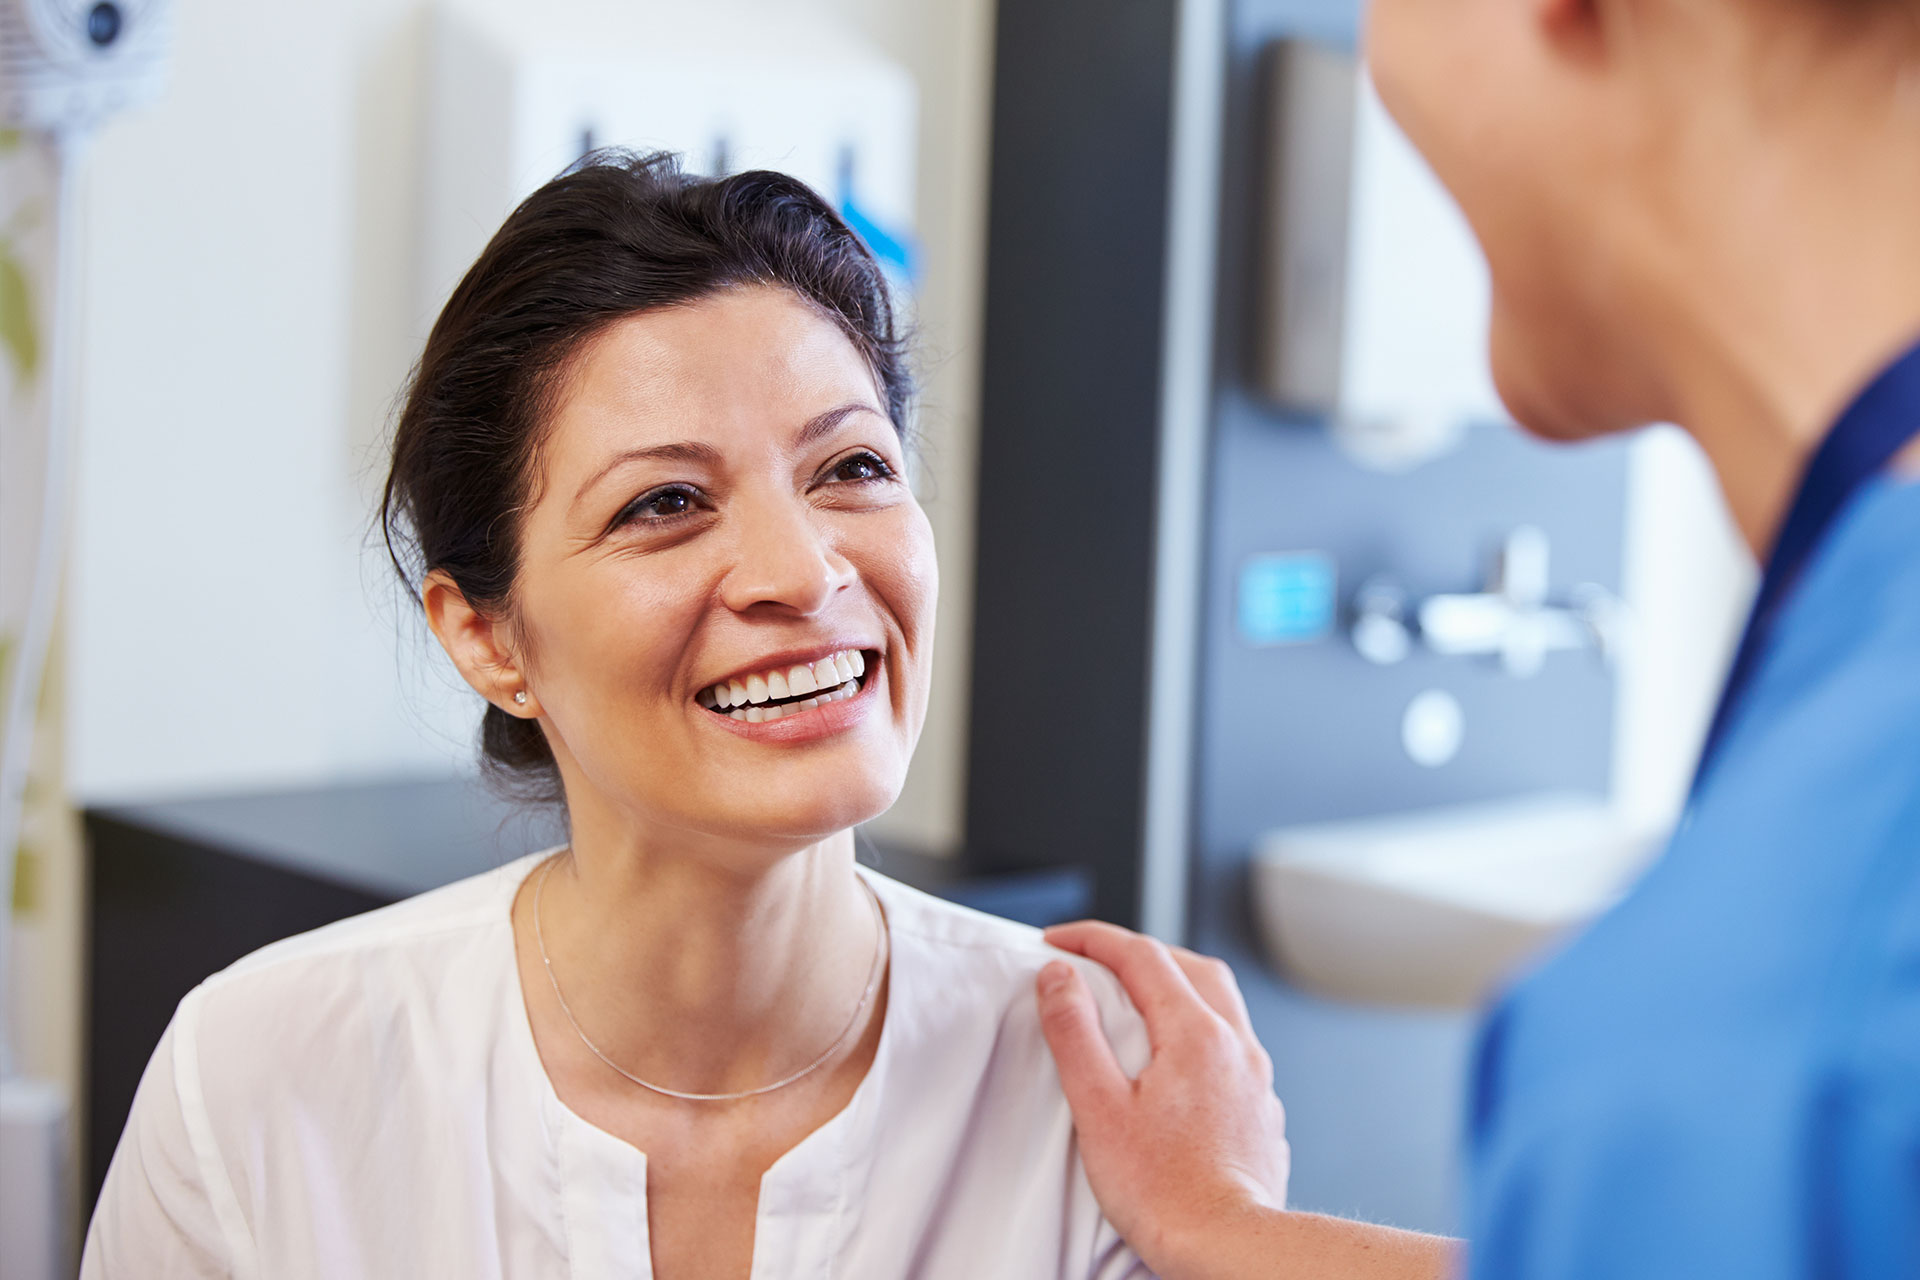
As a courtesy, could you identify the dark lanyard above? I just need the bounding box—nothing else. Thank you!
[1692,340,1920,796]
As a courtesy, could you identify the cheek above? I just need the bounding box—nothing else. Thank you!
[898,506,939,641]
[1363,0,1422,117]
[517,559,704,741]
[859,502,938,705]
[1365,0,1474,181]
[1368,5,1543,299]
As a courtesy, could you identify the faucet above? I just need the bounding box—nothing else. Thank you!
[1350,527,1625,678]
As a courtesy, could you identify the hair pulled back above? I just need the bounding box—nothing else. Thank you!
[381,150,913,803]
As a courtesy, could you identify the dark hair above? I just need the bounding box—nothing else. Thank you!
[380,150,913,803]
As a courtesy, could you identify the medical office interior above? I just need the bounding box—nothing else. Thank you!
[0,0,1756,1272]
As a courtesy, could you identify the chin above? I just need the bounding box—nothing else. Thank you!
[716,770,906,849]
[1488,307,1634,445]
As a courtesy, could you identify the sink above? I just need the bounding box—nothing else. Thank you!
[1252,794,1663,1008]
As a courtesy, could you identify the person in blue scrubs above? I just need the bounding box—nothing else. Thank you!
[1029,0,1920,1276]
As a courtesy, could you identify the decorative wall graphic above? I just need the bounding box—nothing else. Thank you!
[0,123,76,1280]
[418,2,919,345]
[0,127,58,935]
[3,4,171,1263]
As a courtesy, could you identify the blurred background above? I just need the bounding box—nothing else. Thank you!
[0,0,1756,1270]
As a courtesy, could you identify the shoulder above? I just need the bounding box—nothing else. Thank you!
[1475,475,1920,1166]
[856,869,1154,1275]
[1468,1019,1920,1280]
[863,869,1150,1077]
[1474,477,1920,1230]
[96,855,547,1269]
[179,851,541,1072]
[213,850,537,978]
[1735,476,1920,773]
[1502,481,1920,1055]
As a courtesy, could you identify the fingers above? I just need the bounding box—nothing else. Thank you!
[1046,920,1259,1043]
[1042,919,1126,960]
[1168,946,1255,1039]
[1041,921,1207,1037]
[1035,961,1131,1117]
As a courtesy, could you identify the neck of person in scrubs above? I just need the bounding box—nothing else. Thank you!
[1031,3,1920,1279]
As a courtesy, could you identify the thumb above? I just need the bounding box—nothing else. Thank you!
[1036,960,1129,1120]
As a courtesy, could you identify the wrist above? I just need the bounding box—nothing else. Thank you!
[1154,1197,1294,1280]
[1156,1203,1459,1280]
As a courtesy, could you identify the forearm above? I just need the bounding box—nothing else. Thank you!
[1162,1206,1460,1280]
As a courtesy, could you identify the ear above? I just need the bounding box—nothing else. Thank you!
[422,570,542,718]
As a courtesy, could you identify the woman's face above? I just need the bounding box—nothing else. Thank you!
[503,286,935,852]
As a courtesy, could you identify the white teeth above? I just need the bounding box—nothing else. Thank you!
[746,705,766,723]
[701,649,870,713]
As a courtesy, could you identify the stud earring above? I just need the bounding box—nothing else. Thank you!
[513,691,527,705]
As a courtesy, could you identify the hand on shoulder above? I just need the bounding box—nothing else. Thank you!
[1036,921,1458,1280]
[1035,921,1290,1276]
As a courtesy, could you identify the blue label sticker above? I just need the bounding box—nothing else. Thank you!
[1238,553,1337,646]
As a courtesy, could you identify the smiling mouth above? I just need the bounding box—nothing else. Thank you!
[695,649,872,724]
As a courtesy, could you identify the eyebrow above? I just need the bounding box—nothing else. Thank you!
[795,401,887,449]
[572,442,723,507]
[570,401,888,507]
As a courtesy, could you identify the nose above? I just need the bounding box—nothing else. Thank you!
[718,493,856,617]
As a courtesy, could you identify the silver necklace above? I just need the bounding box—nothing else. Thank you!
[532,856,888,1102]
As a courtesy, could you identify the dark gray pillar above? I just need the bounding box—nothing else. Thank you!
[965,0,1188,926]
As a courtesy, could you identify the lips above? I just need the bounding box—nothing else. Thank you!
[696,649,870,724]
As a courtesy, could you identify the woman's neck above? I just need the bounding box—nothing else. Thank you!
[1624,41,1920,556]
[528,818,882,1098]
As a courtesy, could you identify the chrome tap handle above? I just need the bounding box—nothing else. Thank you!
[1351,577,1414,665]
[1354,527,1627,677]
[1493,525,1551,608]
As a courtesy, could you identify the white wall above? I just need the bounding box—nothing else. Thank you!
[65,0,995,856]
[70,0,463,802]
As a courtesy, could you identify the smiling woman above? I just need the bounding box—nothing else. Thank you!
[80,153,1153,1279]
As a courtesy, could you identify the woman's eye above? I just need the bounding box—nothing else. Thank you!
[618,486,702,526]
[829,452,896,484]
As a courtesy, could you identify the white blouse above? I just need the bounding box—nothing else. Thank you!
[82,853,1154,1279]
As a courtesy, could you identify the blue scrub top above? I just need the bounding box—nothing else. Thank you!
[1467,362,1920,1276]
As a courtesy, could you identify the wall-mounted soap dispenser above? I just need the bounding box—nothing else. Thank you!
[1255,39,1503,469]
